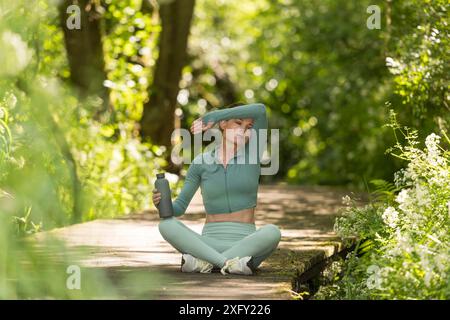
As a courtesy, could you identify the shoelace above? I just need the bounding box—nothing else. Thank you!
[220,257,240,275]
[197,259,213,273]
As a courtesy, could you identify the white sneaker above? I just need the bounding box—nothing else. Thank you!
[181,254,213,273]
[220,256,253,275]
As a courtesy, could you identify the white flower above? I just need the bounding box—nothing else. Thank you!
[382,206,399,228]
[396,189,412,213]
[342,195,352,206]
[425,133,441,155]
[5,92,18,109]
[385,57,404,74]
[434,252,449,273]
[396,189,409,204]
[414,183,430,207]
[424,270,433,287]
[0,31,32,76]
[425,133,445,167]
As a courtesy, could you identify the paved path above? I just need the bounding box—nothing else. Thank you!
[35,184,361,299]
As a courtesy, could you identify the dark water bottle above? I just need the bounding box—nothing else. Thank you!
[154,172,174,219]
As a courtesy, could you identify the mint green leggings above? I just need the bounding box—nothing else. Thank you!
[158,217,281,269]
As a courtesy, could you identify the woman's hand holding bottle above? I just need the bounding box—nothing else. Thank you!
[152,188,161,207]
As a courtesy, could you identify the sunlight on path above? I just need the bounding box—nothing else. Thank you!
[34,184,363,299]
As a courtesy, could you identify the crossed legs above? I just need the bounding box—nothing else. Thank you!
[220,224,281,269]
[158,217,228,267]
[158,217,281,270]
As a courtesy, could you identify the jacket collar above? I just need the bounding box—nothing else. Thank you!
[210,142,246,164]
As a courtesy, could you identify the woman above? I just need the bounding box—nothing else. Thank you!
[153,102,281,275]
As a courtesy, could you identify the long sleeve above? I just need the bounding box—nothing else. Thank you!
[172,161,202,217]
[202,103,268,162]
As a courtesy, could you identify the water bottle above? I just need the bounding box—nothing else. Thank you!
[154,172,174,219]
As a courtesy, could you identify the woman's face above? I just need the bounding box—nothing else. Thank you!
[220,118,254,147]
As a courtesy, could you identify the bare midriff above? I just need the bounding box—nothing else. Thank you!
[205,207,255,224]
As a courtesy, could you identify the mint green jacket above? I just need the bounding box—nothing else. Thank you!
[172,103,267,216]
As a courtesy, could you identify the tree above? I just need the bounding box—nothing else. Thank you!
[139,0,196,154]
[58,0,110,115]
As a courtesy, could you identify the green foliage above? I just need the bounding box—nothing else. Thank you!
[321,114,450,299]
[387,0,449,120]
[67,113,166,220]
[190,0,397,186]
[368,179,400,205]
[11,206,42,236]
[187,0,449,187]
[0,0,167,298]
[1,0,448,300]
[335,198,387,241]
[103,0,159,122]
[0,0,165,229]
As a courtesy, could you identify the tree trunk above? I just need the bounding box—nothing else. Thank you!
[58,0,110,115]
[139,0,196,155]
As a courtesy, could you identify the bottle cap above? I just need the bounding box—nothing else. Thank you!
[156,173,165,179]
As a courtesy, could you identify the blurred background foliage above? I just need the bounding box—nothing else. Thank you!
[186,0,448,185]
[0,0,448,298]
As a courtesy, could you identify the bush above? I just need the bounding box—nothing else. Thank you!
[318,111,450,299]
[0,0,169,298]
